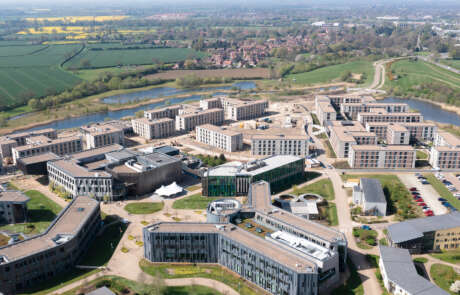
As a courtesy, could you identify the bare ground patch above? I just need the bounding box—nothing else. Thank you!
[146,68,270,80]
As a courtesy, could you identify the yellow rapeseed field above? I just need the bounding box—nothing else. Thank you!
[17,26,98,35]
[25,16,128,23]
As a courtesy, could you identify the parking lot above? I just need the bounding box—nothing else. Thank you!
[443,173,460,199]
[399,174,448,215]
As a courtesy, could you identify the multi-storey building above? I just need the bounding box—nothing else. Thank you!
[328,124,376,158]
[200,97,222,110]
[348,145,415,169]
[0,128,57,160]
[144,181,347,295]
[131,118,175,140]
[430,131,460,169]
[387,212,460,253]
[0,197,101,294]
[0,191,29,224]
[144,105,182,120]
[175,108,224,131]
[315,97,336,126]
[12,136,83,164]
[324,95,374,108]
[202,155,305,196]
[365,122,437,143]
[251,134,310,157]
[357,110,423,125]
[379,246,448,295]
[47,159,116,201]
[81,123,125,149]
[386,123,410,145]
[225,100,268,121]
[340,102,408,120]
[195,124,243,152]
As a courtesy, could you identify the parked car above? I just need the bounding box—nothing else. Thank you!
[409,187,417,191]
[438,198,447,202]
[417,202,427,206]
[424,211,434,216]
[361,225,372,230]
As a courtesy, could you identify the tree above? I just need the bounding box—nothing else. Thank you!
[108,77,122,90]
[28,98,42,110]
[0,117,7,127]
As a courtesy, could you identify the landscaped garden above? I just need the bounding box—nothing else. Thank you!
[353,227,378,249]
[430,263,460,295]
[124,202,164,214]
[292,178,334,200]
[172,193,221,210]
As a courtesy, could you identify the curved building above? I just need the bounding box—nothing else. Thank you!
[206,199,241,223]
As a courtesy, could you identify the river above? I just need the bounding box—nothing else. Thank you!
[380,97,460,126]
[23,81,256,132]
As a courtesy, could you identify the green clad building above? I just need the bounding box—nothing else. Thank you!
[202,155,305,197]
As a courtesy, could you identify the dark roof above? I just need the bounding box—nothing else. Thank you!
[360,178,386,204]
[388,212,460,244]
[379,246,448,295]
[153,145,180,156]
[17,152,60,165]
[86,287,116,295]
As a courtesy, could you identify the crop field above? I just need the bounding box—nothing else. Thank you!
[146,68,271,80]
[25,15,128,23]
[0,44,82,67]
[65,47,206,69]
[0,45,48,57]
[287,60,374,85]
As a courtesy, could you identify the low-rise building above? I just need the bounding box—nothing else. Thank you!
[387,212,460,253]
[352,178,387,216]
[430,132,460,169]
[132,117,175,140]
[175,108,224,131]
[0,191,29,224]
[144,105,182,120]
[0,128,57,160]
[251,134,310,157]
[379,246,448,295]
[202,155,305,196]
[12,136,83,164]
[348,145,415,169]
[196,124,243,152]
[81,123,125,149]
[0,197,101,294]
[386,123,410,145]
[17,152,61,175]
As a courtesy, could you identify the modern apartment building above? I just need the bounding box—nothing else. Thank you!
[386,124,410,145]
[0,191,29,224]
[0,128,57,159]
[387,212,460,253]
[379,246,448,295]
[131,117,175,140]
[315,97,336,126]
[81,123,125,149]
[340,102,408,120]
[175,108,224,131]
[430,131,460,169]
[348,145,416,169]
[328,124,377,158]
[47,159,116,201]
[144,105,182,120]
[357,110,423,125]
[0,197,101,294]
[202,155,305,196]
[144,181,347,295]
[12,136,83,164]
[195,124,243,152]
[365,122,437,143]
[251,134,310,157]
[225,100,268,121]
[200,97,222,110]
[325,95,374,108]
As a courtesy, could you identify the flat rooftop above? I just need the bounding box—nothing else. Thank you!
[50,159,111,178]
[81,123,122,135]
[0,196,98,263]
[132,117,174,125]
[251,134,308,140]
[145,105,181,114]
[71,144,124,161]
[0,191,29,203]
[388,124,408,132]
[17,152,60,165]
[351,145,415,151]
[148,222,316,272]
[197,124,242,136]
[178,108,223,118]
[14,136,81,152]
[206,155,302,177]
[437,131,460,147]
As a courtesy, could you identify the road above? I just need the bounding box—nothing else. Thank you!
[419,56,460,75]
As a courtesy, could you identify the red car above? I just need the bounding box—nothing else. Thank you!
[413,195,421,199]
[410,187,417,191]
[415,198,424,202]
[417,202,427,206]
[424,211,434,216]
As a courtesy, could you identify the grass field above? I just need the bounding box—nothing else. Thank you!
[424,174,460,211]
[385,60,460,92]
[25,16,129,23]
[172,194,221,210]
[65,47,206,69]
[287,60,374,86]
[430,249,460,264]
[147,68,270,80]
[0,190,62,235]
[124,202,164,214]
[292,178,335,200]
[440,59,460,71]
[430,263,460,295]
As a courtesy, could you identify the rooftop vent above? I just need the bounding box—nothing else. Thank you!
[77,207,85,212]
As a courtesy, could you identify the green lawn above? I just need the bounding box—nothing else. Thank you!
[292,178,335,200]
[430,249,460,265]
[172,194,220,210]
[331,257,364,295]
[416,150,428,160]
[430,263,460,295]
[124,202,164,214]
[311,113,320,125]
[440,59,460,71]
[424,174,460,211]
[287,60,374,86]
[325,202,339,226]
[342,174,419,220]
[140,260,259,295]
[0,190,62,235]
[413,257,428,263]
[324,139,337,158]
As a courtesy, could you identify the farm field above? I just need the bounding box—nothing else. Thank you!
[146,68,271,80]
[65,47,206,69]
[287,60,374,85]
[385,60,460,92]
[25,16,129,23]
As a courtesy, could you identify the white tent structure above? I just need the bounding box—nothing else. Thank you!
[154,182,183,198]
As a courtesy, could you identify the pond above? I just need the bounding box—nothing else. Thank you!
[380,97,460,126]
